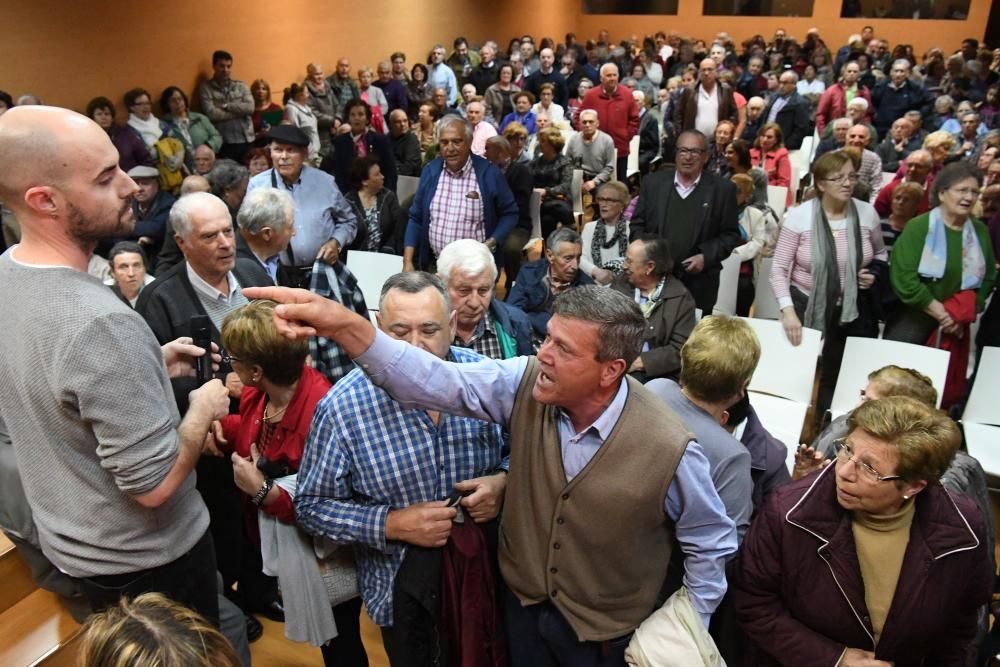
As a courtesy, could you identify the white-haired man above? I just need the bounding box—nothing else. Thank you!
[437,239,534,359]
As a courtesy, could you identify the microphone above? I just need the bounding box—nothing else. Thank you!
[190,315,213,385]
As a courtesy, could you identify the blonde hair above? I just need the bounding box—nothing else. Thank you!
[537,126,565,151]
[221,300,308,386]
[502,121,529,141]
[80,593,239,667]
[868,365,938,406]
[848,396,959,483]
[923,130,957,151]
[680,315,761,403]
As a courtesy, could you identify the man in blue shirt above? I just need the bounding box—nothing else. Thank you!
[428,44,458,107]
[295,272,508,664]
[247,281,737,666]
[246,125,356,286]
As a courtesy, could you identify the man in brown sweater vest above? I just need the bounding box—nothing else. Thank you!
[245,283,738,666]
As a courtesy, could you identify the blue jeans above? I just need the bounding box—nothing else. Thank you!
[503,587,630,667]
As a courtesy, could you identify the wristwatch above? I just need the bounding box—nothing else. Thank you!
[252,478,274,507]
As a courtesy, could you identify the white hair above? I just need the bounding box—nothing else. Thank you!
[169,192,229,239]
[237,187,294,235]
[848,97,869,111]
[436,239,498,283]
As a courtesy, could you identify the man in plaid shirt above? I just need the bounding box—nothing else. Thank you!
[295,272,508,664]
[403,116,519,272]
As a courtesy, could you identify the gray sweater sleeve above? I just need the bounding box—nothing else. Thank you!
[59,312,180,496]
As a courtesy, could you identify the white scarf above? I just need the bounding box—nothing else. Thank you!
[127,113,162,148]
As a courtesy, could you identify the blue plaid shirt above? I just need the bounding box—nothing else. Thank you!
[294,346,508,627]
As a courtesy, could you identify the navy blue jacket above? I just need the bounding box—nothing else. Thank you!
[506,258,594,336]
[404,155,518,270]
[490,299,534,357]
[871,80,934,139]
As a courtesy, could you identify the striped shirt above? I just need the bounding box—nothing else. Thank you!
[294,346,508,626]
[770,199,886,310]
[428,157,485,256]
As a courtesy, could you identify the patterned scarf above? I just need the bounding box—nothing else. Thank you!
[591,215,629,273]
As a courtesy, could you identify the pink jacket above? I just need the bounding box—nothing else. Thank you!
[750,146,792,206]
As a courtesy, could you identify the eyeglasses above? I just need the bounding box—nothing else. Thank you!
[221,353,241,365]
[821,173,859,184]
[676,147,706,156]
[595,197,623,204]
[833,439,902,482]
[949,187,981,198]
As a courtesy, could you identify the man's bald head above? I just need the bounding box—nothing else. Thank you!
[180,174,211,196]
[0,106,138,246]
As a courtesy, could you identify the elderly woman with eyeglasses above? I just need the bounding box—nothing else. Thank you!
[579,181,630,285]
[733,396,992,667]
[771,150,887,417]
[884,161,997,405]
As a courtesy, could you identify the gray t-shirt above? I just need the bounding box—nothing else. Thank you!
[647,378,753,542]
[0,251,207,577]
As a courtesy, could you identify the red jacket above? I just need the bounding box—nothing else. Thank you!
[220,365,332,523]
[732,465,991,667]
[815,83,873,134]
[580,83,639,157]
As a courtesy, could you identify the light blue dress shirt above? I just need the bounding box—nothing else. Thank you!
[247,165,357,266]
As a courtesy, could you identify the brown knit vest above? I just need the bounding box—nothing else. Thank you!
[499,357,692,641]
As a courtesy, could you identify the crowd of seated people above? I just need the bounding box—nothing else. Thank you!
[4,24,1000,667]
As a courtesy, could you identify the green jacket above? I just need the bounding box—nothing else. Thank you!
[162,111,223,158]
[889,210,997,312]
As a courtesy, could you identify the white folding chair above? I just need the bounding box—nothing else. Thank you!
[345,251,403,311]
[747,390,807,474]
[571,169,584,220]
[767,185,788,220]
[626,135,640,177]
[395,175,420,205]
[789,164,800,203]
[964,347,1000,426]
[744,318,822,405]
[530,189,544,240]
[752,257,781,319]
[712,254,741,316]
[829,337,951,415]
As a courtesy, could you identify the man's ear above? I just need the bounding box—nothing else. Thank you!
[23,185,61,219]
[599,358,627,388]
